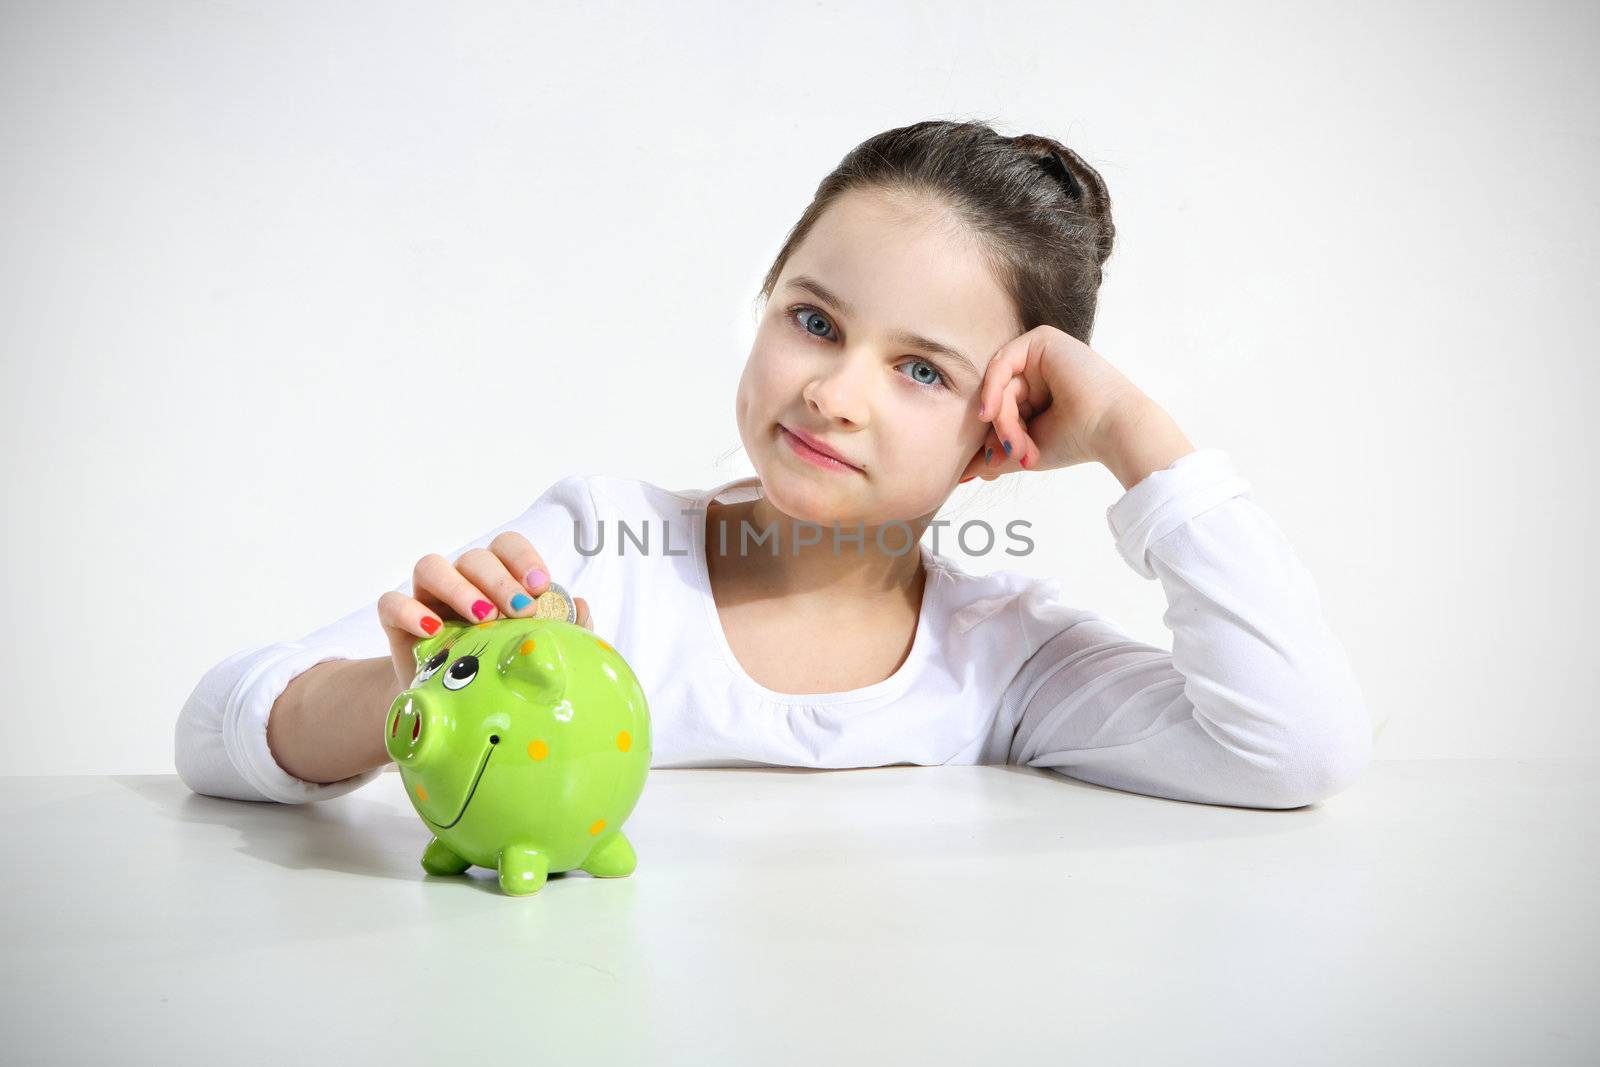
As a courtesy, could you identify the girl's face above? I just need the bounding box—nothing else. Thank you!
[736,187,1025,527]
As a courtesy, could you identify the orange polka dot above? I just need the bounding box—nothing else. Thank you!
[527,739,549,761]
[519,638,537,655]
[416,785,429,802]
[595,638,612,652]
[616,730,631,752]
[589,819,606,835]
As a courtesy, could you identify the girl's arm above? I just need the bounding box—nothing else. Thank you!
[265,654,401,785]
[174,475,605,804]
[968,327,1370,808]
[997,442,1373,808]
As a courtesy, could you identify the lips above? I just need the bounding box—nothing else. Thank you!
[780,424,861,471]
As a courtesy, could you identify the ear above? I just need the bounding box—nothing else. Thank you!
[414,619,472,671]
[497,624,567,704]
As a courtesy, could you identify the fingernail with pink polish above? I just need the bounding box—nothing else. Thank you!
[471,599,493,620]
[524,568,548,592]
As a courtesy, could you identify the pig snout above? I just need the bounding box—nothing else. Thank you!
[385,692,434,765]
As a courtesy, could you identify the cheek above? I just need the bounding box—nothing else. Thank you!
[884,397,976,454]
[867,406,972,493]
[743,343,806,402]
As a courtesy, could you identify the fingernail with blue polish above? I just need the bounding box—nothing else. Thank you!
[985,447,993,465]
[1002,440,1012,456]
[511,593,532,611]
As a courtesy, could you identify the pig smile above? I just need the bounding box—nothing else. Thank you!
[424,742,496,830]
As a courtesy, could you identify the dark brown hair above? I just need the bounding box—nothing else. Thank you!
[757,118,1116,344]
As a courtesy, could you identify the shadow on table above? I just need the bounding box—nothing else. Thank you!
[109,774,538,891]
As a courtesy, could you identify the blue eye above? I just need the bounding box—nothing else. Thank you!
[785,304,951,391]
[897,360,945,388]
[790,305,836,341]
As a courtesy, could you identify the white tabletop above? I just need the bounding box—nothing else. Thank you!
[2,760,1594,1065]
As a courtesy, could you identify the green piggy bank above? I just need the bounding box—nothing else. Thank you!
[383,615,651,895]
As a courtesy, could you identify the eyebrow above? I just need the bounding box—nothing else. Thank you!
[784,274,983,380]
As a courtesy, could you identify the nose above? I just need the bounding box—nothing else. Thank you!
[803,356,870,427]
[385,692,431,765]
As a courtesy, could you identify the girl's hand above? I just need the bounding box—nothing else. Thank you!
[959,324,1145,481]
[376,532,592,694]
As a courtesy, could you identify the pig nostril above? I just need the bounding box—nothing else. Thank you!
[411,717,420,742]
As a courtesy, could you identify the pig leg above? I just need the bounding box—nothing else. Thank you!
[497,842,551,895]
[420,836,471,876]
[581,830,637,878]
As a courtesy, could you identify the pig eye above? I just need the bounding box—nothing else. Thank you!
[442,654,480,691]
[413,648,450,685]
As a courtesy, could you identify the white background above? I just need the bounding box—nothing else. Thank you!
[2,0,1594,774]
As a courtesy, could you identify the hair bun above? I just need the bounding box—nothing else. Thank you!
[1037,148,1083,200]
[1013,135,1115,268]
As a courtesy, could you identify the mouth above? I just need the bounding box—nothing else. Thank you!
[779,424,863,474]
[423,742,495,830]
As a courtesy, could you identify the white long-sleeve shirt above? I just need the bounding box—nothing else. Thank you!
[174,448,1373,810]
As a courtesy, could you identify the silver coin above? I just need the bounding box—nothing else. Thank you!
[528,578,577,623]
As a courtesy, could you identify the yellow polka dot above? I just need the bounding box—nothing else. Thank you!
[416,785,429,802]
[616,730,631,752]
[474,620,494,629]
[519,638,537,655]
[527,739,549,761]
[589,819,606,835]
[595,637,611,652]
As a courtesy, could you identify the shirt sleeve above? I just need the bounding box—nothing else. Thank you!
[174,474,606,804]
[997,448,1373,809]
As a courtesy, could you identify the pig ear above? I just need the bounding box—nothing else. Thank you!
[498,625,566,703]
[414,620,471,670]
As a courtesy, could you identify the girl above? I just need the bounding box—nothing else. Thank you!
[176,119,1371,810]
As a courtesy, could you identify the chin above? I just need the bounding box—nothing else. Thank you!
[758,459,860,525]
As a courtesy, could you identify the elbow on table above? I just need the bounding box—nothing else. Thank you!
[1236,716,1375,810]
[172,669,270,804]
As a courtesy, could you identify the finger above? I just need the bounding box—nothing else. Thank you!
[1007,376,1044,468]
[378,590,443,639]
[413,552,502,624]
[979,332,1052,468]
[575,596,593,631]
[972,340,1011,428]
[984,394,1037,472]
[999,376,1025,458]
[978,376,1021,471]
[978,329,1050,424]
[488,531,553,598]
[982,377,1032,472]
[455,546,541,620]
